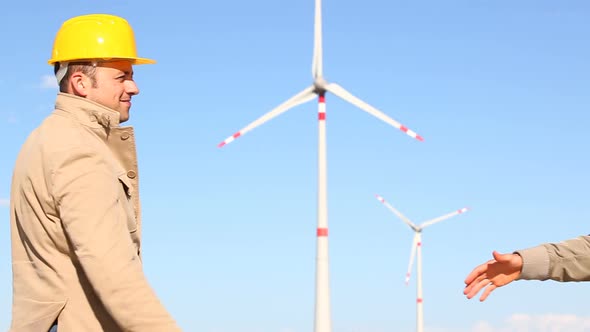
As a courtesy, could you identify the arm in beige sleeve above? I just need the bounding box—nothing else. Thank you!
[516,235,590,282]
[52,147,181,331]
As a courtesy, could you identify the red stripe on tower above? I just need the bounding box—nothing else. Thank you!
[319,113,326,120]
[317,228,328,237]
[417,298,423,303]
[319,95,326,103]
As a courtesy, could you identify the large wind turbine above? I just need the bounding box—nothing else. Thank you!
[218,0,424,330]
[375,195,468,332]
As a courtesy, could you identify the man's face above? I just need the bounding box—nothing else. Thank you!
[85,61,139,123]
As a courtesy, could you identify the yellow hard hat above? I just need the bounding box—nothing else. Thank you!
[48,14,155,65]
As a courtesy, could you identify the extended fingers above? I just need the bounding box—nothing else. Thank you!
[464,275,490,299]
[464,272,486,293]
[464,261,491,284]
[479,283,497,302]
[464,253,509,301]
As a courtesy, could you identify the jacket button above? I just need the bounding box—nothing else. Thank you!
[121,133,130,140]
[127,170,137,179]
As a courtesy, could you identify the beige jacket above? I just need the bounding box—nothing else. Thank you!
[516,235,590,282]
[10,93,181,331]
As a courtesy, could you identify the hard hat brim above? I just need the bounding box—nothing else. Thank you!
[48,57,156,65]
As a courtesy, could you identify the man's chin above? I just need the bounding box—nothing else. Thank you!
[118,111,130,123]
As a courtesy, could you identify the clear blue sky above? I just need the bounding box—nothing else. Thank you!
[2,1,590,331]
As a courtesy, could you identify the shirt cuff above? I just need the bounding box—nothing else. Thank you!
[515,245,550,281]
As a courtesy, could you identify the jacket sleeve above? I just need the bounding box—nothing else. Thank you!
[516,235,590,282]
[51,146,181,331]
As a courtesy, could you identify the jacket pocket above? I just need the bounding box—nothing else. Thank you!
[117,174,138,233]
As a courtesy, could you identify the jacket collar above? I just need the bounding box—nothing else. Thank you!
[54,92,121,128]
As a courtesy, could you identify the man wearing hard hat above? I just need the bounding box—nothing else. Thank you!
[9,14,182,331]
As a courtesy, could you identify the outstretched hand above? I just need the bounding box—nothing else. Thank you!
[463,251,523,301]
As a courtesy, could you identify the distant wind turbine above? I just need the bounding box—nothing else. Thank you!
[375,194,468,332]
[218,0,424,330]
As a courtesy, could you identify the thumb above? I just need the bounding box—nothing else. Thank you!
[492,250,511,262]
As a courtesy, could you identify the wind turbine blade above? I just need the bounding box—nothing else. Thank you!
[312,0,323,78]
[218,86,316,147]
[326,83,424,141]
[420,207,469,229]
[375,194,418,230]
[405,233,420,285]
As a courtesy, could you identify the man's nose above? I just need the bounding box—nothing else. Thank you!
[126,80,139,96]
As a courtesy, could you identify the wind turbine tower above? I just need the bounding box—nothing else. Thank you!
[218,0,424,330]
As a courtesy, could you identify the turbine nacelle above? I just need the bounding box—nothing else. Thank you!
[313,77,329,94]
[411,226,423,233]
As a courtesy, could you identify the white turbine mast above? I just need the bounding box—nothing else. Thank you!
[376,194,468,332]
[218,0,424,330]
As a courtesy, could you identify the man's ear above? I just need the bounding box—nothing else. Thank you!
[70,72,89,96]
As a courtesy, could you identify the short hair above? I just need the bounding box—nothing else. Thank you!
[54,62,98,92]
